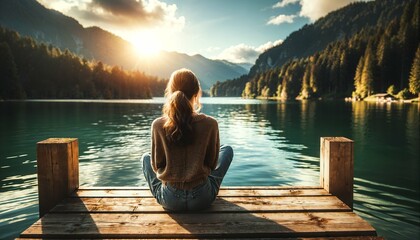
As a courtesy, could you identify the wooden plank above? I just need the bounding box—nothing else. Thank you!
[71,189,153,197]
[20,212,376,238]
[36,138,79,217]
[72,188,331,198]
[52,195,350,213]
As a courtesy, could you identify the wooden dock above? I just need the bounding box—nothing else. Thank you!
[19,137,381,239]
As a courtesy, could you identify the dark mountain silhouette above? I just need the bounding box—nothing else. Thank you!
[0,0,247,89]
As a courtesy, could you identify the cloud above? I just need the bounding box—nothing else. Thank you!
[218,40,283,64]
[267,14,296,25]
[271,0,371,22]
[257,39,284,52]
[90,0,148,18]
[39,0,185,31]
[273,0,300,8]
[299,0,358,22]
[37,0,84,11]
[219,44,260,64]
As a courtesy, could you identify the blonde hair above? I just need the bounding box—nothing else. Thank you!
[163,68,201,145]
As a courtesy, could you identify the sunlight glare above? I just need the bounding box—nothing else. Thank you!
[131,30,162,57]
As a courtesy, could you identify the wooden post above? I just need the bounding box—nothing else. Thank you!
[37,138,79,217]
[320,137,354,209]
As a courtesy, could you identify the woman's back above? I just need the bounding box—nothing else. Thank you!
[142,68,233,211]
[151,113,219,190]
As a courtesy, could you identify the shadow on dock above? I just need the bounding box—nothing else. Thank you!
[22,197,101,238]
[167,198,294,238]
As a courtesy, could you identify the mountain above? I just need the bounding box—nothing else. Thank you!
[211,0,419,100]
[0,0,247,89]
[140,52,248,90]
[0,27,167,99]
[235,62,254,72]
[0,0,137,69]
[249,0,412,77]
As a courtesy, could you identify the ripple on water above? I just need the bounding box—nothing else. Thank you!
[354,178,420,239]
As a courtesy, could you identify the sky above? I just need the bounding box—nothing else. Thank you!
[36,0,366,64]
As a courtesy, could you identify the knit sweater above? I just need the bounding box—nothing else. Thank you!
[151,113,220,190]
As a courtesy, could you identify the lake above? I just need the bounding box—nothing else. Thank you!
[0,98,419,239]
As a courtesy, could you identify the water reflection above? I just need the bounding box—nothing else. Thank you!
[0,99,419,239]
[203,103,318,186]
[350,101,420,239]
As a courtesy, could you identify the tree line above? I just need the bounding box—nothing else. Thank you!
[211,0,419,100]
[0,27,167,100]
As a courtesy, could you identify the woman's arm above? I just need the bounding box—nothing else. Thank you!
[204,120,220,170]
[151,120,166,172]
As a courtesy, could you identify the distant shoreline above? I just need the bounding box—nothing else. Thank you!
[1,96,419,104]
[254,95,419,104]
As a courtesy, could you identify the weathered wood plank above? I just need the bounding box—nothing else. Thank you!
[72,188,331,198]
[20,212,376,239]
[52,195,350,213]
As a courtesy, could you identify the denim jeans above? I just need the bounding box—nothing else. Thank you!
[142,145,233,211]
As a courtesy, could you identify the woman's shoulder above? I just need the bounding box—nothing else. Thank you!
[193,113,218,127]
[152,117,166,128]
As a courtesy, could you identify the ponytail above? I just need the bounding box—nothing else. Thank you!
[163,69,201,145]
[163,91,194,144]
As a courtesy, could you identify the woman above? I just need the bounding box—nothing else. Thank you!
[142,68,233,211]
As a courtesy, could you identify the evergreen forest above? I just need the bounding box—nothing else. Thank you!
[210,0,420,100]
[0,27,167,100]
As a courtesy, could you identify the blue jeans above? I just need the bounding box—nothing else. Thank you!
[142,145,233,211]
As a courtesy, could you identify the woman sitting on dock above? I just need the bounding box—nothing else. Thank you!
[142,68,234,211]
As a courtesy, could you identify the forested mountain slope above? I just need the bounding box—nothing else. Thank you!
[0,27,166,99]
[211,0,419,100]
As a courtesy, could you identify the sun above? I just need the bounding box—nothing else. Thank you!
[130,30,162,57]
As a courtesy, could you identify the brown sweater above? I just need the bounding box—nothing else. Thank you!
[151,113,220,190]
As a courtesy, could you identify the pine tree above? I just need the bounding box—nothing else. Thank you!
[387,85,396,95]
[276,84,282,98]
[353,56,364,99]
[242,82,254,98]
[360,45,375,98]
[210,81,219,97]
[301,63,311,99]
[376,35,392,91]
[409,44,420,99]
[310,56,319,94]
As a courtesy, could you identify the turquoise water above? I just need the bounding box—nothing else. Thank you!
[0,98,419,239]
